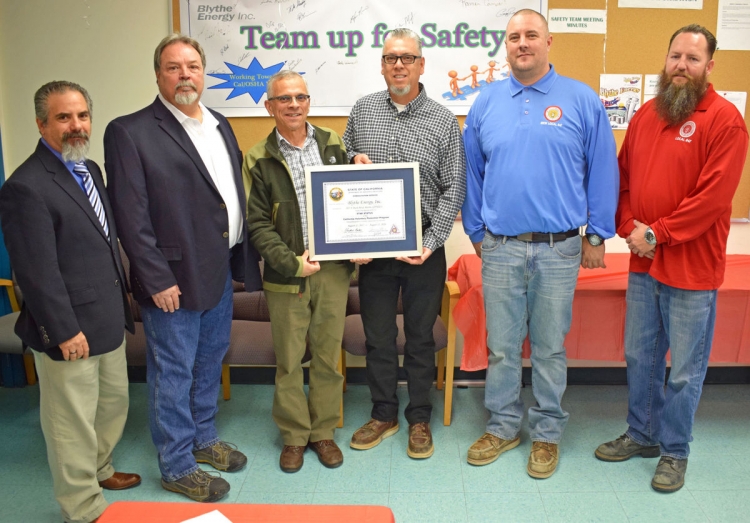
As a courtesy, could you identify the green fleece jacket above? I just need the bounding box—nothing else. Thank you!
[243,125,352,293]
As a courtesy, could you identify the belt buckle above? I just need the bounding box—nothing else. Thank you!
[516,232,534,242]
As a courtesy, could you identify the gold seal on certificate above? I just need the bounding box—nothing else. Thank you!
[304,163,422,261]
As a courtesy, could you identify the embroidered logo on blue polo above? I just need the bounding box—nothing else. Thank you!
[541,106,563,127]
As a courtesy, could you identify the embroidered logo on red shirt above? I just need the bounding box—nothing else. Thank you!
[679,121,696,138]
[544,106,563,122]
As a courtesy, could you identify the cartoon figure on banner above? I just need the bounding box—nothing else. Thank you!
[443,60,509,101]
[484,61,502,83]
[448,71,464,98]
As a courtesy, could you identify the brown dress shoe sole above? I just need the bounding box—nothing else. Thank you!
[350,424,400,450]
[407,444,434,459]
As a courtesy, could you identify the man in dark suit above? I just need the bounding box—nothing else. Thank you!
[104,34,262,503]
[0,81,139,523]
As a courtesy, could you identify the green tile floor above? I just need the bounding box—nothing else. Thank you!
[1,382,748,522]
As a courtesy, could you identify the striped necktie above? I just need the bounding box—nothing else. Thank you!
[73,161,110,240]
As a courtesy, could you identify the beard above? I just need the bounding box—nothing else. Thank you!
[653,67,708,126]
[389,83,411,98]
[61,132,90,163]
[174,80,200,105]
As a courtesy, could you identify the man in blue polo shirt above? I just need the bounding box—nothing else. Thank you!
[461,9,618,478]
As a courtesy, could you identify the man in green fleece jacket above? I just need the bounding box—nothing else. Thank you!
[243,71,366,473]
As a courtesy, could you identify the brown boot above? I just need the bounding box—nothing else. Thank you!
[280,445,305,473]
[527,441,559,479]
[350,418,399,450]
[309,440,344,468]
[407,422,434,459]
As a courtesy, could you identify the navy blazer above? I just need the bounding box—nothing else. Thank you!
[104,97,262,310]
[0,141,134,360]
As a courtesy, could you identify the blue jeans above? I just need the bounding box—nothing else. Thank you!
[141,270,233,481]
[624,272,716,459]
[482,232,580,443]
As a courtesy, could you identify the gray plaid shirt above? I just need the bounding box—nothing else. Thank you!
[276,123,323,249]
[343,85,466,251]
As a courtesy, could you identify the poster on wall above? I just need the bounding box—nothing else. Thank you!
[599,74,642,129]
[718,91,747,117]
[717,0,750,51]
[643,74,659,104]
[548,9,606,34]
[178,0,548,116]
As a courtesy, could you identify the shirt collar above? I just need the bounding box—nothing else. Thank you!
[158,93,216,127]
[276,122,315,149]
[385,83,428,113]
[41,137,77,171]
[695,83,717,112]
[508,64,558,96]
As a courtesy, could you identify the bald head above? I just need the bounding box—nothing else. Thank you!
[508,9,549,36]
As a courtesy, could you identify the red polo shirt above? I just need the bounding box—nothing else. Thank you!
[616,84,749,290]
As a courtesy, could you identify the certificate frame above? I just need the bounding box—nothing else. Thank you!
[304,162,422,261]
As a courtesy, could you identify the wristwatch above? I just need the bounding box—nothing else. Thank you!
[644,227,657,245]
[586,233,604,247]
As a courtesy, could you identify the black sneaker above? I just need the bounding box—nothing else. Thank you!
[161,469,230,502]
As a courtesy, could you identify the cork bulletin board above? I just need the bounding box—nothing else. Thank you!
[172,0,750,218]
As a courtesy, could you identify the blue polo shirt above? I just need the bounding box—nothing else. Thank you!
[462,65,618,243]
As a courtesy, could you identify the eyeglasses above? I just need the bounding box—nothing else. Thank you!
[267,94,311,104]
[382,55,422,65]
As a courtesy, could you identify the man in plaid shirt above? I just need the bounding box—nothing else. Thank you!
[344,28,466,459]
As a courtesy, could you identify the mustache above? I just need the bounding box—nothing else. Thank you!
[62,131,89,141]
[176,80,198,92]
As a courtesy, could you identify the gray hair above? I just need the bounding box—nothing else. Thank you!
[34,81,92,123]
[153,33,206,72]
[266,70,308,98]
[384,28,423,54]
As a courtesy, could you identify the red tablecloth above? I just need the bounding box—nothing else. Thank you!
[97,501,395,523]
[448,253,750,371]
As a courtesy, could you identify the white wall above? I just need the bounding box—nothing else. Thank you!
[0,0,170,174]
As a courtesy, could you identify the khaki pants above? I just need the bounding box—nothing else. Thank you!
[34,338,129,523]
[265,261,349,446]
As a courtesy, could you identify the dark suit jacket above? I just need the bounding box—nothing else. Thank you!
[104,97,262,311]
[0,141,135,360]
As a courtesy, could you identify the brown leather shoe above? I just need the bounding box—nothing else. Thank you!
[350,418,399,450]
[98,472,141,490]
[527,441,559,479]
[407,422,434,459]
[467,433,520,466]
[280,445,305,473]
[309,440,344,468]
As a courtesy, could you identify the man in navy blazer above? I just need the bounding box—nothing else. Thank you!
[104,34,261,503]
[0,81,139,523]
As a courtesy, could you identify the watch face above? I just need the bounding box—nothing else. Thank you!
[587,234,603,246]
[645,230,657,245]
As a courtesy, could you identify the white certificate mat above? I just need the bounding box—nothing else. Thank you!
[323,180,406,243]
[305,162,422,261]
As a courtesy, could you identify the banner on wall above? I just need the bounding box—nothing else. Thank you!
[179,0,548,116]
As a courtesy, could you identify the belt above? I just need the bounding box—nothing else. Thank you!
[506,229,579,243]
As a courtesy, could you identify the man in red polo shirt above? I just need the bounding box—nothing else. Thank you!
[595,24,748,492]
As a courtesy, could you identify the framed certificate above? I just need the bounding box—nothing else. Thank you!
[304,162,422,261]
